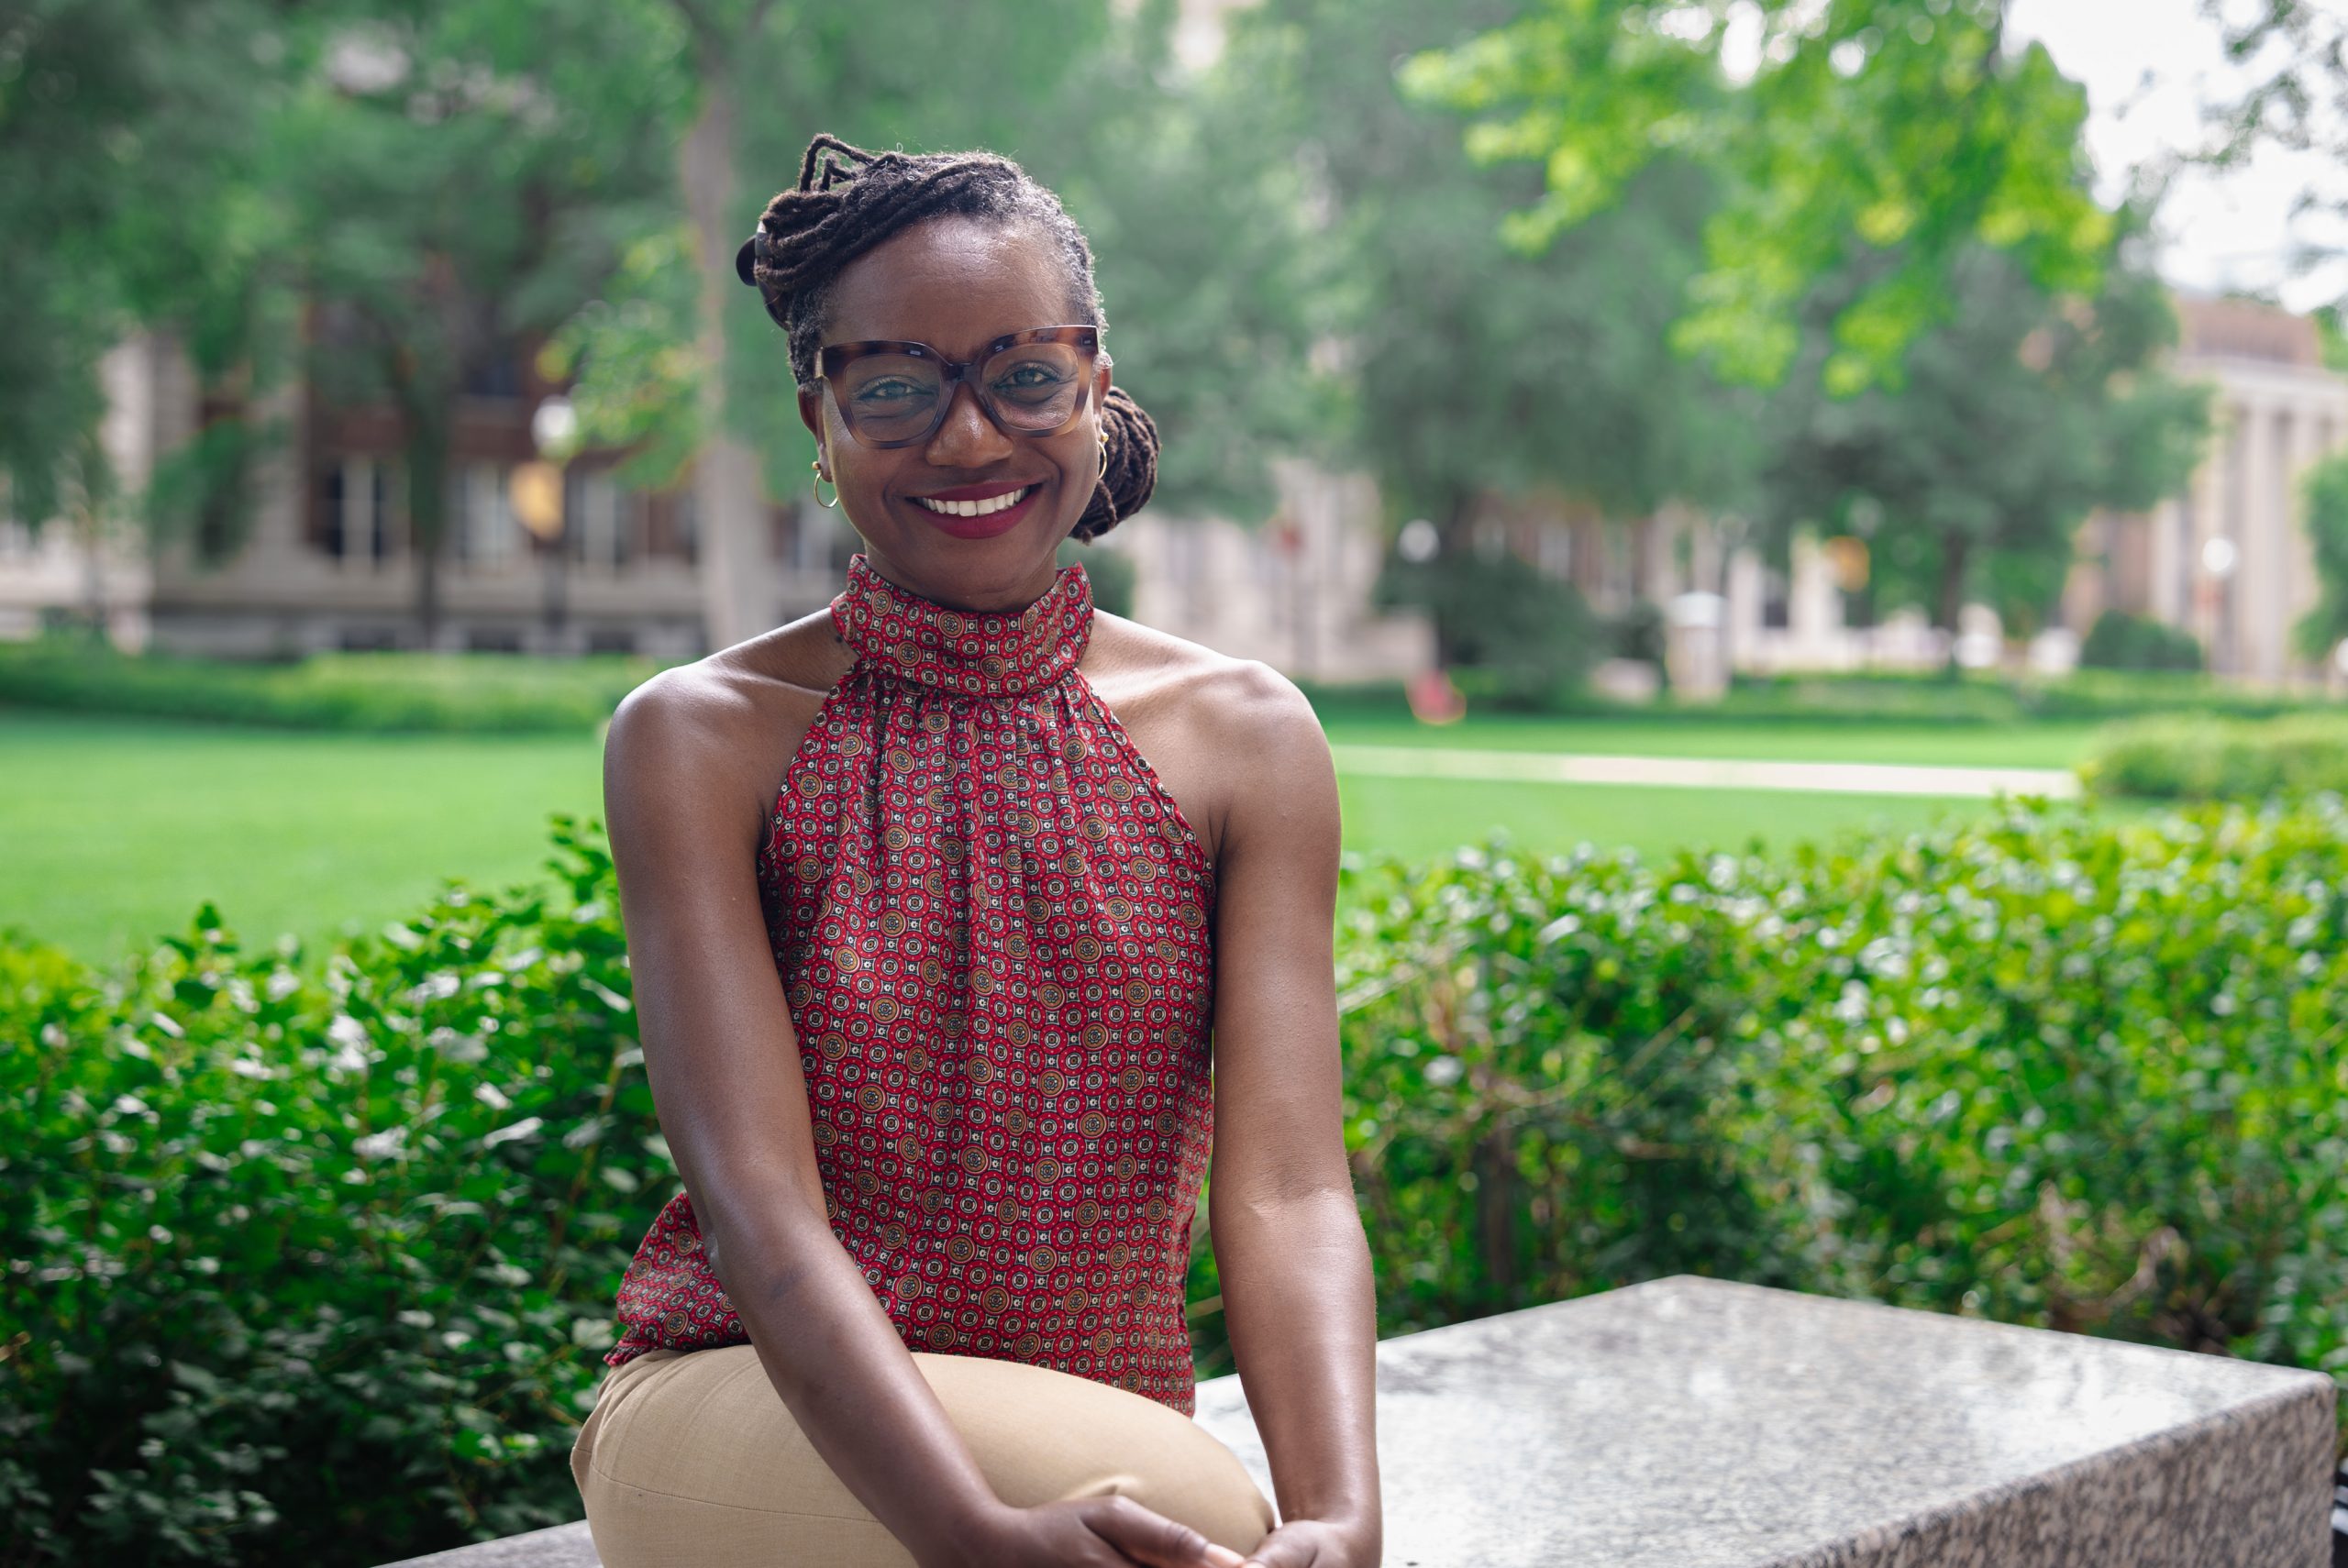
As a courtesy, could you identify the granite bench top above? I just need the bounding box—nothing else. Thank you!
[381,1275,2339,1567]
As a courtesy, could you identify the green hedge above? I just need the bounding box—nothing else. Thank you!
[2080,712,2348,800]
[0,636,665,733]
[1720,667,2335,724]
[1299,667,2342,726]
[7,800,2348,1563]
[2079,609,2205,672]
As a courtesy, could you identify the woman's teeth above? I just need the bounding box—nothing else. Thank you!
[912,486,1036,518]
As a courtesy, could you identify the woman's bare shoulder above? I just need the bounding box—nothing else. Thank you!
[1086,611,1324,752]
[606,610,855,807]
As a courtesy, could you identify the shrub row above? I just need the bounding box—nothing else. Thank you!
[6,799,2347,1563]
[1720,666,2338,724]
[2080,712,2348,800]
[0,636,664,734]
[2079,609,2205,672]
[1299,667,2344,727]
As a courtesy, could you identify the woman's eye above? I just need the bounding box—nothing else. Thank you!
[993,363,1068,391]
[854,379,926,403]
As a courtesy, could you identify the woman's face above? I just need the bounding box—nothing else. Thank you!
[797,214,1111,613]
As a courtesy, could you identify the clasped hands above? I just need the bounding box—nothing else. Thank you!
[960,1496,1375,1567]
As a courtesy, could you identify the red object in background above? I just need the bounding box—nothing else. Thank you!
[1407,667,1467,725]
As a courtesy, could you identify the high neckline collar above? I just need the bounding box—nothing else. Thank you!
[830,552,1094,698]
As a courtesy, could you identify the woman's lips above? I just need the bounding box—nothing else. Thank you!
[906,482,1044,538]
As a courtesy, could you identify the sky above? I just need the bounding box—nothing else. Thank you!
[2006,0,2348,312]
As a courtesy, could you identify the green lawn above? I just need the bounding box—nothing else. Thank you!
[6,707,2099,966]
[2,712,605,964]
[1314,712,2100,767]
[1336,774,2003,866]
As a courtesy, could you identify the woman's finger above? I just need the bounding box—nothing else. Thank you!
[1078,1493,1234,1567]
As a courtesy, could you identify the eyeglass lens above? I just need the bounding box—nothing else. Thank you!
[833,339,1091,444]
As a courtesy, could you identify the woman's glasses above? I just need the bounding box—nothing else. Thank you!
[814,326,1104,449]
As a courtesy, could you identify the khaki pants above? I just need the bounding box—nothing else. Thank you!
[570,1345,1277,1566]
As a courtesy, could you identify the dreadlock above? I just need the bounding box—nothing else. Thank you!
[736,133,1158,542]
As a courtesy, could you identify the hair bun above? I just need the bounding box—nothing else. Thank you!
[1076,384,1157,542]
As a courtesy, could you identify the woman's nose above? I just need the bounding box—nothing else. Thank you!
[923,378,1017,468]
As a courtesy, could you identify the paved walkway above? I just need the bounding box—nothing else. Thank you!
[1330,745,2082,800]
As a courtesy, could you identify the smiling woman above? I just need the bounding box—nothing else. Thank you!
[566,135,1381,1568]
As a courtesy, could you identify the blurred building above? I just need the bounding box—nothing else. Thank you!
[1110,457,1434,679]
[2058,292,2348,684]
[0,325,1429,679]
[10,289,2340,689]
[0,326,847,661]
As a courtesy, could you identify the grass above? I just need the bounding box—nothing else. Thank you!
[6,707,2099,966]
[1313,713,2099,767]
[1336,774,2016,866]
[2,712,605,964]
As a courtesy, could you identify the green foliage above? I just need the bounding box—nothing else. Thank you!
[0,819,651,1565]
[0,0,276,532]
[2078,713,2348,801]
[2293,453,2348,666]
[1719,667,2335,724]
[1750,230,2210,636]
[0,638,664,734]
[1400,0,2118,394]
[2079,609,2204,673]
[1374,549,1601,703]
[14,798,2348,1561]
[1335,798,2348,1411]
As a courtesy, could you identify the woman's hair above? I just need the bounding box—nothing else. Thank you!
[737,133,1157,541]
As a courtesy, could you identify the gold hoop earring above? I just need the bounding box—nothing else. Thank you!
[1095,428,1109,491]
[810,458,838,510]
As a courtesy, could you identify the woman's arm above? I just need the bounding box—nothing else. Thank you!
[1200,668,1382,1568]
[603,672,1234,1568]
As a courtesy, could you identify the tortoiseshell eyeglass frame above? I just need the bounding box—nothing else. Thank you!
[814,325,1106,449]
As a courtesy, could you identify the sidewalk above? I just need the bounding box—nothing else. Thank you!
[1330,745,2082,800]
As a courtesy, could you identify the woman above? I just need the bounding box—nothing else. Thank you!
[570,134,1380,1568]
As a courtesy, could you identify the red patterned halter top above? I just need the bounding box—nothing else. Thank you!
[604,553,1220,1414]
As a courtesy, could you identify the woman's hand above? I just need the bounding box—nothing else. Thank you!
[1228,1515,1379,1568]
[956,1496,1257,1568]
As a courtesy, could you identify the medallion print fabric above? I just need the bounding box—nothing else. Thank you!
[605,553,1220,1415]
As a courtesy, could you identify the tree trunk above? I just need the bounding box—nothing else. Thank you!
[386,357,453,650]
[680,50,772,656]
[1935,532,1969,678]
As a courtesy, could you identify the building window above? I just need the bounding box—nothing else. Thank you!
[586,626,636,655]
[452,461,519,569]
[565,468,631,569]
[466,626,526,653]
[643,488,698,565]
[313,458,393,563]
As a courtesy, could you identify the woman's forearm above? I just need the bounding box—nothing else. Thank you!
[702,1196,1013,1567]
[1209,1187,1382,1544]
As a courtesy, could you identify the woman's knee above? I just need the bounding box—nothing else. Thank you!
[907,1351,1274,1554]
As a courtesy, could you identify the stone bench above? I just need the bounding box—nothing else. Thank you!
[381,1275,2338,1567]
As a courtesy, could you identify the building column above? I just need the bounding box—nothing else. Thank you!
[2285,397,2330,679]
[2241,396,2284,683]
[2145,497,2184,625]
[2191,403,2236,670]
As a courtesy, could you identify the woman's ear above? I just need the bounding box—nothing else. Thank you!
[796,384,825,450]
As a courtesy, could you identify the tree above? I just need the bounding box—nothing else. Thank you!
[1202,0,1761,662]
[548,0,1327,635]
[0,0,282,568]
[2294,454,2348,667]
[1399,0,2119,398]
[1749,217,2210,643]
